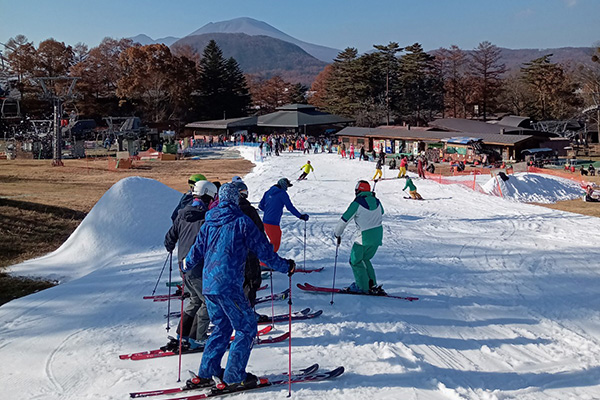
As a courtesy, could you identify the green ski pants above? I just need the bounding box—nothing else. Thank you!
[349,242,379,292]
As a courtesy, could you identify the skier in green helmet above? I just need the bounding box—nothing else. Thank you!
[171,174,207,221]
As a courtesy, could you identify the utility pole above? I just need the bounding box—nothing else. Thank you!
[36,76,79,166]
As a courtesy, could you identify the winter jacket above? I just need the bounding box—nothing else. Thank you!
[300,163,314,174]
[375,159,383,170]
[258,185,302,226]
[165,202,208,279]
[400,157,408,168]
[185,201,289,295]
[334,191,384,246]
[239,197,264,296]
[171,191,193,221]
[403,178,417,191]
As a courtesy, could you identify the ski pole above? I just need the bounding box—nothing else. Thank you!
[166,252,173,332]
[151,252,170,296]
[303,220,307,271]
[177,274,185,382]
[269,269,275,328]
[330,242,340,305]
[287,274,292,398]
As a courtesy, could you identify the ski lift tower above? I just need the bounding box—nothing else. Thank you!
[36,76,79,166]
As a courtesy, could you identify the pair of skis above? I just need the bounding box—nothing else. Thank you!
[129,363,344,399]
[119,326,284,361]
[297,282,419,301]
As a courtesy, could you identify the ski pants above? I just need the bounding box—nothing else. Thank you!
[180,272,210,341]
[263,223,282,252]
[397,166,407,178]
[373,169,382,180]
[198,291,257,384]
[409,190,423,200]
[349,242,379,292]
[298,172,308,180]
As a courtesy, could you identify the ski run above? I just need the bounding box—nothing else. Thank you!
[2,146,600,399]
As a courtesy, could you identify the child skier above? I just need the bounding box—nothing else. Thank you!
[397,156,408,178]
[171,173,207,221]
[298,160,314,180]
[183,184,296,391]
[373,157,383,181]
[403,176,423,200]
[333,180,386,295]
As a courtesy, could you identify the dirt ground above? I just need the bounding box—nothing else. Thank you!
[0,156,253,304]
[1,156,599,304]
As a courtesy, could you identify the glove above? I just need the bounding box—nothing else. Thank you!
[300,214,309,221]
[335,236,341,245]
[287,259,296,276]
[181,258,189,273]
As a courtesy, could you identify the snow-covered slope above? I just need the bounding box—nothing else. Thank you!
[1,151,600,400]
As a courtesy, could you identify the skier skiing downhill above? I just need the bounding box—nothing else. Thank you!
[403,176,423,200]
[298,160,314,180]
[164,181,218,350]
[171,174,207,221]
[334,180,386,295]
[258,178,309,253]
[183,183,296,390]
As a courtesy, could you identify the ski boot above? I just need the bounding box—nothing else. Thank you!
[369,284,387,296]
[185,371,214,390]
[340,282,367,294]
[215,372,259,392]
[160,336,190,352]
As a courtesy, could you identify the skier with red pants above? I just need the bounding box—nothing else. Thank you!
[258,178,309,253]
[183,183,295,390]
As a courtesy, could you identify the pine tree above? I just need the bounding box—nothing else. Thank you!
[468,41,506,120]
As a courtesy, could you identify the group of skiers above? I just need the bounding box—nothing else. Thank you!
[164,172,312,390]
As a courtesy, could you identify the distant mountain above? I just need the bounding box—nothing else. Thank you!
[129,34,179,47]
[172,32,328,85]
[497,47,595,72]
[187,17,341,62]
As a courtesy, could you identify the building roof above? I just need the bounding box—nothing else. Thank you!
[337,125,534,146]
[498,116,532,128]
[257,104,354,128]
[429,118,537,135]
[185,116,257,130]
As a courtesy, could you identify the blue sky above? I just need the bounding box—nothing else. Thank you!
[1,0,598,52]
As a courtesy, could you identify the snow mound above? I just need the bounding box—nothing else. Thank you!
[480,172,583,203]
[8,176,181,282]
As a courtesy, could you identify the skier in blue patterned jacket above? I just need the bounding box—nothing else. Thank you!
[183,183,296,390]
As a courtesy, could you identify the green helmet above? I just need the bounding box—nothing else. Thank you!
[188,173,207,188]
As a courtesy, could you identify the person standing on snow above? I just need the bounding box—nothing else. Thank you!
[233,181,266,307]
[171,174,207,221]
[259,178,309,253]
[298,160,314,181]
[417,156,426,179]
[373,157,383,181]
[397,156,408,178]
[183,183,296,391]
[334,180,386,295]
[403,176,423,200]
[164,181,218,350]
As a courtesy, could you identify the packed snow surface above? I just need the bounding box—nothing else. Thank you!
[2,149,600,400]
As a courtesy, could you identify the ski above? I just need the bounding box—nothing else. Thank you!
[261,266,322,273]
[129,364,320,398]
[257,308,323,325]
[297,282,419,301]
[255,288,290,304]
[119,325,274,360]
[137,366,344,400]
[403,196,425,200]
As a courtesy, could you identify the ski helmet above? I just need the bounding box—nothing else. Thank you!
[232,176,243,183]
[277,178,293,190]
[234,181,249,198]
[192,181,218,199]
[355,180,371,195]
[188,173,207,188]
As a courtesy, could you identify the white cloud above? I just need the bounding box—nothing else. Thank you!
[563,0,578,7]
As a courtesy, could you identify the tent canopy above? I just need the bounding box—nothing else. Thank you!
[257,104,354,128]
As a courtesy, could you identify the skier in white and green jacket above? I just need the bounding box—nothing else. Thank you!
[334,180,386,295]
